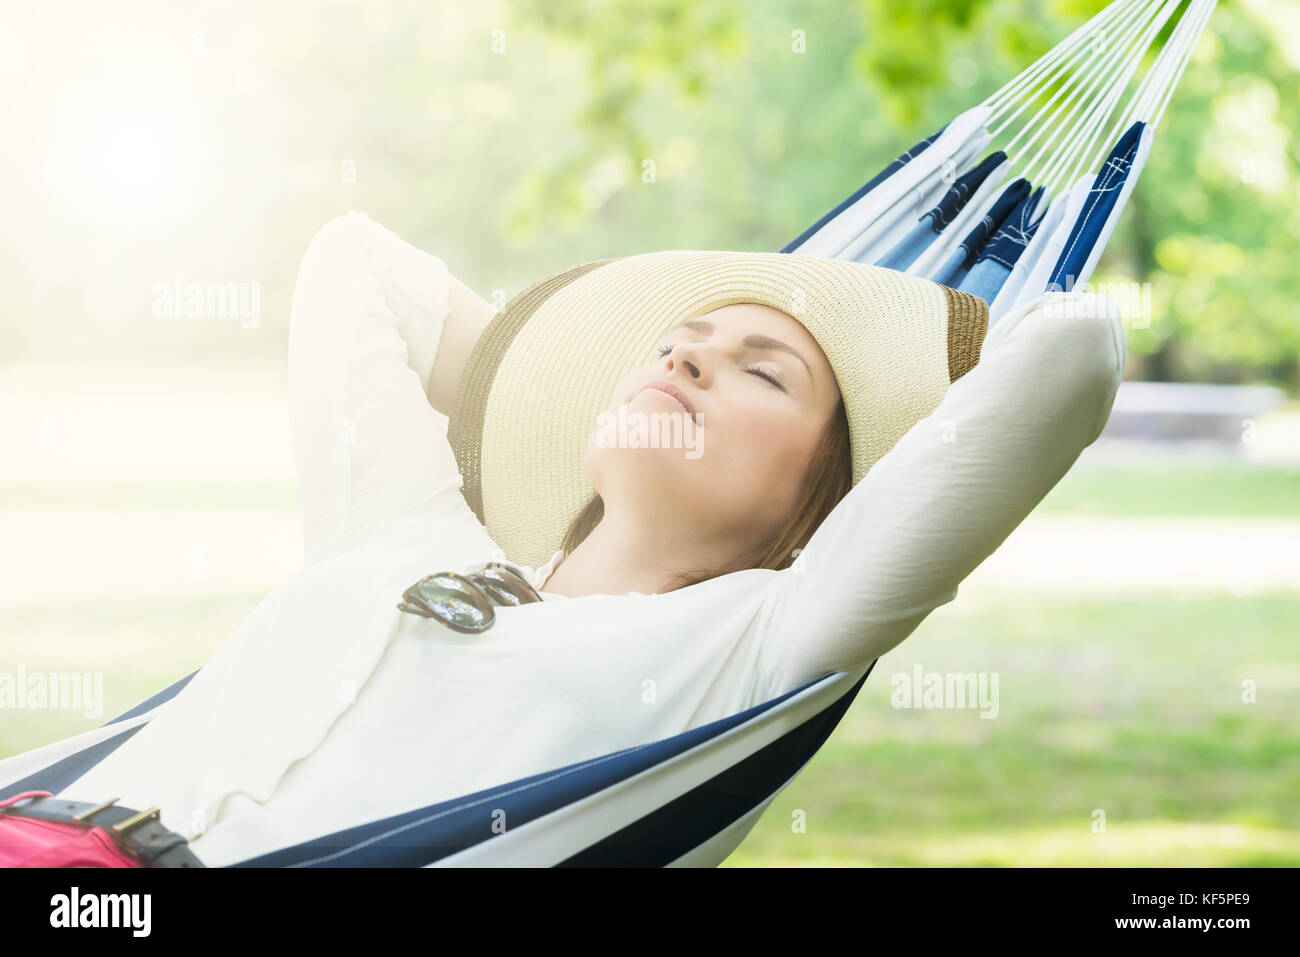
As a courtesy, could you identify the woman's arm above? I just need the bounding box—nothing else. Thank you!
[286,211,485,565]
[428,272,495,416]
[756,290,1126,693]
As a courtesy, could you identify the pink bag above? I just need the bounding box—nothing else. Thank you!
[0,791,145,868]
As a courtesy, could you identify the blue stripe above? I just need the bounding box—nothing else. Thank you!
[106,670,198,725]
[558,661,876,866]
[875,151,1006,272]
[956,177,1032,270]
[0,725,147,802]
[973,184,1043,270]
[0,670,199,802]
[781,127,947,253]
[927,151,1006,234]
[229,664,875,867]
[1048,121,1144,291]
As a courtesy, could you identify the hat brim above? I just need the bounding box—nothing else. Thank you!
[450,251,987,568]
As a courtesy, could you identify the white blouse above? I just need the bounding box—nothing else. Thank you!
[60,211,1125,867]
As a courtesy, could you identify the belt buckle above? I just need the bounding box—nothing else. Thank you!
[71,795,123,821]
[92,802,202,868]
[2,793,205,868]
[54,795,163,864]
[109,804,163,837]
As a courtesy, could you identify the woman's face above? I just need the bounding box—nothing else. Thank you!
[585,302,841,550]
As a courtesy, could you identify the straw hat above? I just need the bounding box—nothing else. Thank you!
[448,250,988,569]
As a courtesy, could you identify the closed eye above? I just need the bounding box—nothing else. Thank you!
[744,365,786,390]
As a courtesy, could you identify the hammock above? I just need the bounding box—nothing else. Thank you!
[0,0,1215,866]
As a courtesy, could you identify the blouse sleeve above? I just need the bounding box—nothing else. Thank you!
[755,290,1127,693]
[286,210,465,566]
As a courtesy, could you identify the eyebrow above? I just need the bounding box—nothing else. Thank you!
[668,318,813,380]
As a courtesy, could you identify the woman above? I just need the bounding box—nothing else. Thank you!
[0,211,1125,867]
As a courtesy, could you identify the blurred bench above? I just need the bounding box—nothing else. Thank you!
[1099,382,1285,444]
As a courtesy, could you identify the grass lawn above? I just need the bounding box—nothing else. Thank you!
[725,589,1299,867]
[1037,461,1300,518]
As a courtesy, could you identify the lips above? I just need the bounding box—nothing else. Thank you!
[635,380,697,417]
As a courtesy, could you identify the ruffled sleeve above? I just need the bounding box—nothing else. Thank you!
[287,211,466,565]
[755,290,1127,693]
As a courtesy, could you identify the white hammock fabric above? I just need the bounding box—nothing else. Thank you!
[0,0,1216,867]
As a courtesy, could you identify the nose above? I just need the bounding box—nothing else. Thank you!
[663,340,712,389]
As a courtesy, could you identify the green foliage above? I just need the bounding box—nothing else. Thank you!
[4,0,1297,390]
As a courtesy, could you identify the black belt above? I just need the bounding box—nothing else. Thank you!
[0,794,206,868]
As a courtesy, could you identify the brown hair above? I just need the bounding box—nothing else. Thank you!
[558,396,853,592]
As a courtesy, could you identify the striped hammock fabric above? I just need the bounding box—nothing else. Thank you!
[0,0,1216,867]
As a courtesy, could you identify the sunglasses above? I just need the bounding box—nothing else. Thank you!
[397,561,542,633]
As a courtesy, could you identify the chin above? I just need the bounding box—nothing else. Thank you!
[588,441,705,502]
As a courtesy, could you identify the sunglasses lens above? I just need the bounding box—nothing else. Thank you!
[472,576,520,607]
[478,564,541,604]
[411,574,495,632]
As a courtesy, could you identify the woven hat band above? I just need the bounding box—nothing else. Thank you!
[448,259,612,524]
